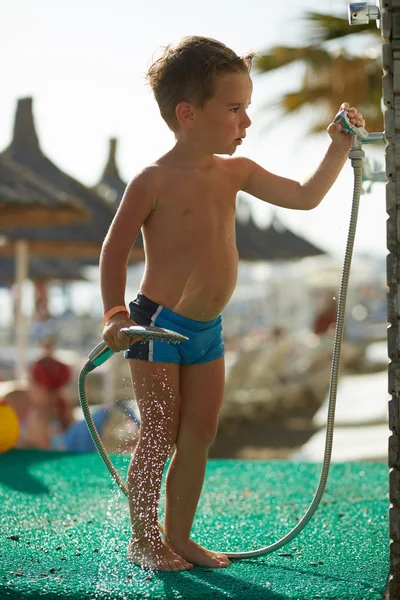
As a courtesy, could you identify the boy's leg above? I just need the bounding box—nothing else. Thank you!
[126,359,192,571]
[164,357,230,568]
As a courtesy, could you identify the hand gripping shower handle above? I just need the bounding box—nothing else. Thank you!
[86,325,189,369]
[78,324,189,539]
[333,109,385,144]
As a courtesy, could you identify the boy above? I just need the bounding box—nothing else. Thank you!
[100,36,365,571]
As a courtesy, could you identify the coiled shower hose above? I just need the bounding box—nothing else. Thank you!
[78,144,364,559]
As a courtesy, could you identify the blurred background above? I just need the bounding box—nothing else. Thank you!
[0,0,389,462]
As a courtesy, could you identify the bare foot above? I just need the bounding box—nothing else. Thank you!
[165,537,231,568]
[127,535,193,571]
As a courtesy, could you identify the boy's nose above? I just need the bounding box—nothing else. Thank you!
[243,113,252,128]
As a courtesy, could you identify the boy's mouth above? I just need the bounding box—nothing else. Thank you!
[235,138,243,145]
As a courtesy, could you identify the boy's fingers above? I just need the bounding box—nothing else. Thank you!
[329,123,342,133]
[106,341,122,352]
[341,102,350,110]
[116,335,130,349]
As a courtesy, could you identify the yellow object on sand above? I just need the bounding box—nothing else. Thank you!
[0,402,19,453]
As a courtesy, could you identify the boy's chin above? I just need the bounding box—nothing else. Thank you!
[216,147,237,157]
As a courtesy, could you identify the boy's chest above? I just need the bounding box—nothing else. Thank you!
[159,167,239,224]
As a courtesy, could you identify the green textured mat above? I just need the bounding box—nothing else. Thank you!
[0,450,389,599]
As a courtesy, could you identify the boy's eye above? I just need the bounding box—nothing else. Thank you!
[230,107,240,113]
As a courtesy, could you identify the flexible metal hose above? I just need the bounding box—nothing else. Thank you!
[78,152,363,558]
[78,364,130,495]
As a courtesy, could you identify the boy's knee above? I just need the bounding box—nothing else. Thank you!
[177,418,219,450]
[139,421,179,451]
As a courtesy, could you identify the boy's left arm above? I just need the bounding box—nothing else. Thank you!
[240,103,365,210]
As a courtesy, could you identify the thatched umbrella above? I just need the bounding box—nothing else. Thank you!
[93,138,126,206]
[93,137,144,250]
[250,214,325,260]
[0,256,87,329]
[0,155,89,227]
[235,197,325,261]
[0,152,91,381]
[0,98,141,380]
[0,98,144,260]
[0,256,86,286]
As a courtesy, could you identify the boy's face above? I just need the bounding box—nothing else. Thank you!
[190,71,253,156]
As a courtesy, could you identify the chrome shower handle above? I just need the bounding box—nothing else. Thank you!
[348,1,380,27]
[333,110,384,145]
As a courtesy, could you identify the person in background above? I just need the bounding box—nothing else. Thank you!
[25,338,75,449]
[313,296,337,336]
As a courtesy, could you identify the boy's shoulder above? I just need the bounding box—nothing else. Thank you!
[129,163,163,183]
[217,155,253,169]
[127,156,255,185]
[216,155,256,184]
[124,164,165,195]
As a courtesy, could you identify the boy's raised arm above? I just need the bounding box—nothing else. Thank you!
[99,168,158,315]
[238,142,348,211]
[238,103,365,211]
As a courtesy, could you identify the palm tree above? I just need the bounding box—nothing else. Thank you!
[254,12,383,133]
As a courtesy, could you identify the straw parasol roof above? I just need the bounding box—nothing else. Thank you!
[94,138,126,205]
[0,256,86,286]
[93,137,144,250]
[0,98,141,382]
[236,198,325,261]
[0,98,144,260]
[0,155,89,227]
[253,213,325,260]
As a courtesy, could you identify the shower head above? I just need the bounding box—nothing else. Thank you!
[87,325,189,369]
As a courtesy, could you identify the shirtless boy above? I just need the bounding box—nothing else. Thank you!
[100,36,365,571]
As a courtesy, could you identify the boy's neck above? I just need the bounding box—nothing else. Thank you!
[160,139,216,170]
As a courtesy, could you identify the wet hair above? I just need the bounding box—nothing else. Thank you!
[146,36,255,129]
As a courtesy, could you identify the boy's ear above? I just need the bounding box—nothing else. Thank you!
[176,102,195,128]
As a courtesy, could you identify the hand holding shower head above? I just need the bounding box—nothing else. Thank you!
[78,324,189,521]
[333,110,385,145]
[87,325,189,369]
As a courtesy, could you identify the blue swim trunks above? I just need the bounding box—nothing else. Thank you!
[124,292,225,365]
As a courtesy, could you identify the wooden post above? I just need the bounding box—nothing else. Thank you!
[383,1,400,597]
[14,239,29,382]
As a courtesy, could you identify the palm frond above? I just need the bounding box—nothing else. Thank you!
[256,8,383,139]
[302,11,380,43]
[275,87,329,114]
[254,45,331,74]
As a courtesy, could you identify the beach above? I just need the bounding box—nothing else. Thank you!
[211,341,389,462]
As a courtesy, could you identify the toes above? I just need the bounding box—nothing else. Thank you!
[169,559,192,571]
[216,554,231,567]
[155,560,172,571]
[179,559,193,570]
[217,560,229,568]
